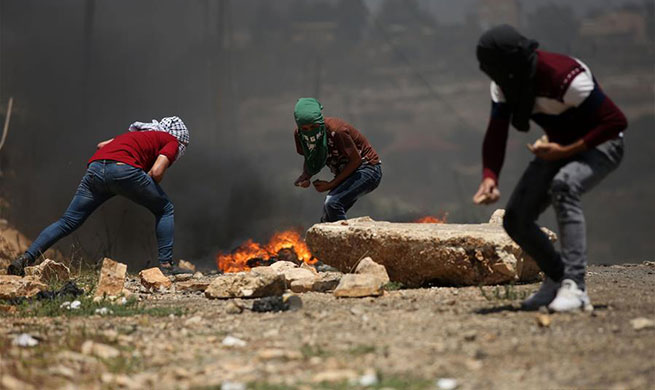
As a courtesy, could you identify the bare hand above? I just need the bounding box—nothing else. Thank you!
[473,177,500,205]
[528,142,570,161]
[294,173,311,188]
[312,179,332,193]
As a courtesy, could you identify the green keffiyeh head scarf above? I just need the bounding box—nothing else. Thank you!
[294,98,328,175]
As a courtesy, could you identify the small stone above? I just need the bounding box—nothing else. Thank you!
[176,280,210,292]
[221,382,246,390]
[184,316,203,326]
[81,340,120,360]
[270,261,298,272]
[205,271,285,299]
[0,275,47,299]
[630,317,655,330]
[193,272,204,279]
[1,375,35,390]
[488,209,505,225]
[436,378,459,390]
[178,260,196,272]
[173,273,193,282]
[225,301,244,314]
[536,314,552,327]
[358,370,378,386]
[12,333,39,347]
[354,257,390,284]
[283,293,303,311]
[312,369,358,383]
[24,259,70,283]
[139,268,172,290]
[221,335,247,347]
[283,268,318,293]
[94,258,127,298]
[463,330,477,341]
[312,272,342,292]
[334,274,383,298]
[257,348,303,361]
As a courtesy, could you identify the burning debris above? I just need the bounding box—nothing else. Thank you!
[216,230,316,273]
[414,212,448,224]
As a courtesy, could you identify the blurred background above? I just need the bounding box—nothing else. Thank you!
[0,0,652,269]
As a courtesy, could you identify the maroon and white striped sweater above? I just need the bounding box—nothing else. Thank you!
[482,50,628,182]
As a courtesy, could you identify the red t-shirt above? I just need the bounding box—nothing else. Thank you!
[89,131,178,171]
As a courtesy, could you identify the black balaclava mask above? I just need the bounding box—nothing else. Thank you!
[476,24,539,132]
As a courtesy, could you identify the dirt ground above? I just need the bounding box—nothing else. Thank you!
[1,263,654,390]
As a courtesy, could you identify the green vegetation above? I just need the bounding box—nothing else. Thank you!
[194,375,434,390]
[382,281,405,291]
[3,295,185,317]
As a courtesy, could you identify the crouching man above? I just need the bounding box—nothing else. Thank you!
[293,98,382,222]
[8,116,192,276]
[472,26,627,312]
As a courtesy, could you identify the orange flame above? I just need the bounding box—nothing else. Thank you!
[216,229,316,273]
[414,212,448,224]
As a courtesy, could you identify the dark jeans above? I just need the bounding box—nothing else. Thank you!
[321,163,382,222]
[25,160,175,264]
[503,137,624,288]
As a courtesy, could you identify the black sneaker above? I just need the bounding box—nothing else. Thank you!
[7,254,33,276]
[158,262,193,276]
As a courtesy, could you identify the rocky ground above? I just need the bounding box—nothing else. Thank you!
[0,262,653,390]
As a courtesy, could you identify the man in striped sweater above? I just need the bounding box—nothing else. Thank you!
[473,25,627,312]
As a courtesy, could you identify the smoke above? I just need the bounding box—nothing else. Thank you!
[0,0,652,268]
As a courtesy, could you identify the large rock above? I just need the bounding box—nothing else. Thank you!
[334,274,383,298]
[95,258,127,298]
[306,214,555,287]
[0,275,48,299]
[205,268,285,299]
[24,259,70,283]
[139,268,172,290]
[354,257,390,285]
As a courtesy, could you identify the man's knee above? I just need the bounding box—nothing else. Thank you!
[322,196,344,222]
[324,196,341,212]
[163,201,174,216]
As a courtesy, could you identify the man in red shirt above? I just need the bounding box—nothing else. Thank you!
[8,116,191,276]
[293,98,382,222]
[473,26,627,312]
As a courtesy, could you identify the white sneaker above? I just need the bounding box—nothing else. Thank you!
[548,279,594,312]
[521,277,560,310]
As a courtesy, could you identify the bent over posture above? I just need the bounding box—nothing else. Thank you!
[293,98,382,222]
[8,116,191,276]
[473,26,627,312]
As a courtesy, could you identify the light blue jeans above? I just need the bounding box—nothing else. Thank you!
[25,160,174,264]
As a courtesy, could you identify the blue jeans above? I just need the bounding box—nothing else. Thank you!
[321,163,382,222]
[503,137,623,289]
[25,161,175,264]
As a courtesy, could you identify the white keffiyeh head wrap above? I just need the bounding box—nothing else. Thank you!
[128,116,190,157]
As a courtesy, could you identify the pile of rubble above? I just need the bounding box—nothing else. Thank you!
[0,209,557,304]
